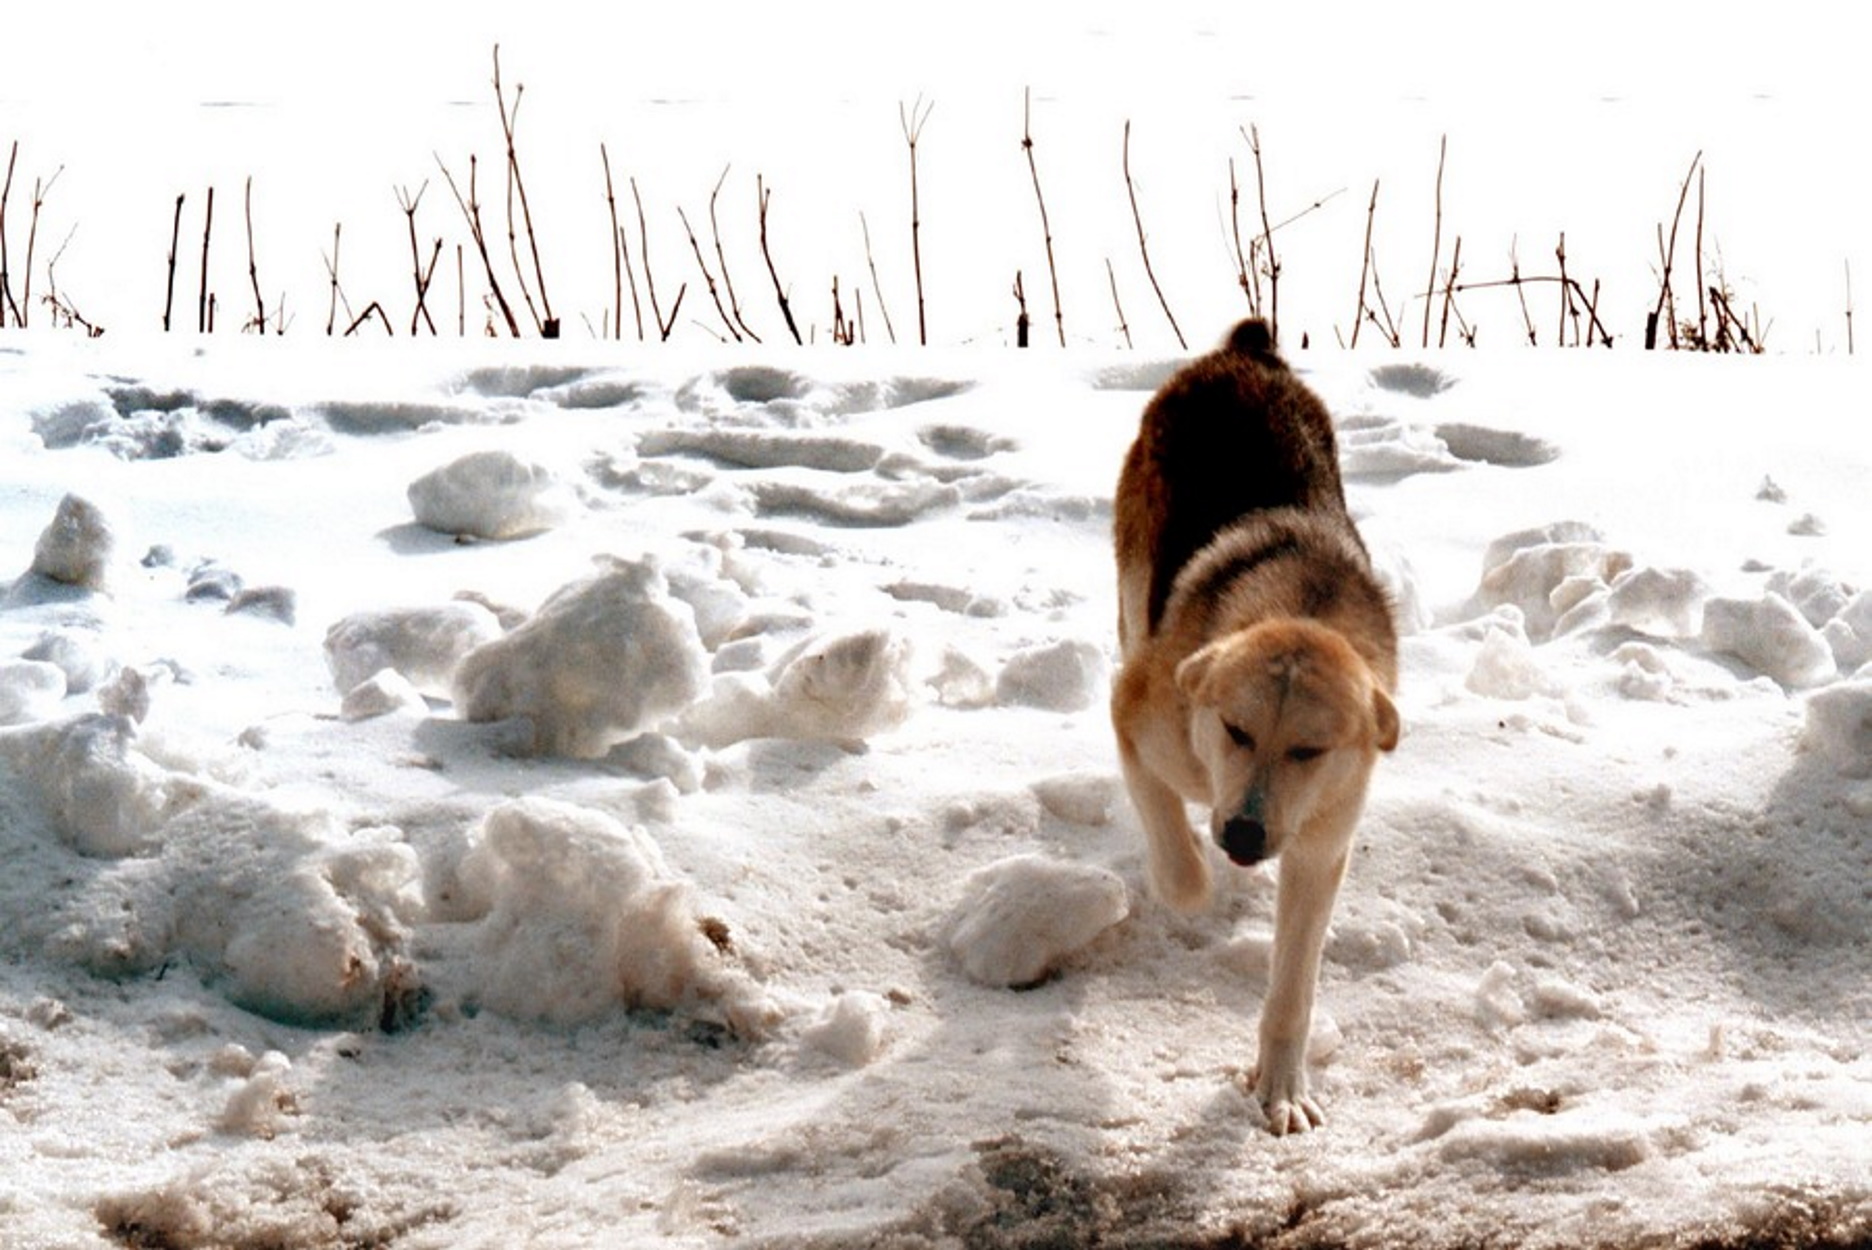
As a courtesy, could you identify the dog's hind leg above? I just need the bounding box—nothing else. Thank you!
[1117,736,1212,913]
[1251,838,1350,1134]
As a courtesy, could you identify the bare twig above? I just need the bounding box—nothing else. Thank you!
[437,153,520,336]
[1021,88,1065,346]
[321,221,346,336]
[1846,259,1855,355]
[1228,159,1259,318]
[165,194,185,332]
[1694,166,1708,347]
[397,183,439,335]
[0,141,17,327]
[1422,134,1445,348]
[757,174,803,345]
[1012,270,1030,347]
[1245,124,1280,344]
[18,165,59,329]
[43,225,103,337]
[901,97,934,344]
[600,144,623,341]
[242,177,267,333]
[1349,179,1378,348]
[709,166,759,342]
[1509,237,1536,345]
[1122,120,1185,350]
[1438,234,1463,347]
[344,300,393,336]
[1106,256,1132,349]
[678,204,741,342]
[492,46,556,336]
[629,176,680,341]
[860,211,896,344]
[1647,149,1701,349]
[198,185,214,334]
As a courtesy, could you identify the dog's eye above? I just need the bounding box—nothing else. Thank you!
[1286,746,1325,764]
[1225,723,1256,751]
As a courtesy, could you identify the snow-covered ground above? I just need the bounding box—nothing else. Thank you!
[1,335,1867,1247]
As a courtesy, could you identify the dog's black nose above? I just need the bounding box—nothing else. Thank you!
[1218,817,1268,865]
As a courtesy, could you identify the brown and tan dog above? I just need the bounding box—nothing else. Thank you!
[1111,319,1399,1135]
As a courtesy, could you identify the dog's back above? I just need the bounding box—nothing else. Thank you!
[1115,320,1359,645]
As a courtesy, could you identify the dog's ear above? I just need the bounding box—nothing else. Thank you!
[1175,644,1219,701]
[1371,685,1400,752]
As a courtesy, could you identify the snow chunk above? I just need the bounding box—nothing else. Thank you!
[0,713,183,857]
[1768,566,1857,628]
[1821,590,1872,673]
[770,628,915,741]
[995,639,1109,713]
[1702,593,1835,688]
[677,628,916,748]
[1606,566,1710,637]
[945,855,1129,988]
[324,602,504,698]
[1437,1112,1651,1175]
[22,631,112,695]
[217,1050,297,1139]
[1803,676,1872,777]
[1465,625,1555,702]
[0,659,66,725]
[340,669,428,722]
[407,449,574,540]
[1031,773,1117,827]
[800,991,893,1067]
[1477,532,1631,642]
[453,556,710,758]
[12,494,115,597]
[460,798,776,1035]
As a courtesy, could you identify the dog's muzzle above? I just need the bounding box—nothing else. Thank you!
[1217,816,1268,866]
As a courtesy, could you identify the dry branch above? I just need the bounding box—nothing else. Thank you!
[243,177,266,333]
[901,97,933,344]
[437,153,521,336]
[1106,256,1132,349]
[198,185,214,334]
[165,194,185,332]
[860,211,896,345]
[1021,89,1065,346]
[757,174,803,346]
[709,167,759,342]
[1122,120,1185,350]
[0,141,18,327]
[1422,134,1445,349]
[1348,179,1378,348]
[600,144,623,341]
[397,184,439,335]
[492,46,556,336]
[1647,150,1702,349]
[1244,124,1280,344]
[678,204,742,342]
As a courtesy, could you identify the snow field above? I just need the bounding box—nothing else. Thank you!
[0,342,1867,1247]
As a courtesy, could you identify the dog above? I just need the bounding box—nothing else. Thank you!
[1110,319,1399,1135]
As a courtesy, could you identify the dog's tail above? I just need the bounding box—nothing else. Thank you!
[1221,318,1283,365]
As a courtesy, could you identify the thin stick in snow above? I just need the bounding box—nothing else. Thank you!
[1106,256,1132,349]
[860,211,896,345]
[244,177,265,333]
[1122,120,1185,350]
[758,174,802,346]
[710,166,759,342]
[901,97,933,345]
[1022,88,1065,347]
[1422,134,1445,349]
[165,194,185,333]
[198,185,214,335]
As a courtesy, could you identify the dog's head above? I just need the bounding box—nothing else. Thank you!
[1175,619,1399,866]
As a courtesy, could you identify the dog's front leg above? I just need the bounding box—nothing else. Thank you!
[1117,734,1212,913]
[1251,839,1350,1135]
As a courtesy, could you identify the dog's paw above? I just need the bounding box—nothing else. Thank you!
[1251,1065,1324,1136]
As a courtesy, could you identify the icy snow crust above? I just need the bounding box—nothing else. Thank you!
[0,340,1867,1248]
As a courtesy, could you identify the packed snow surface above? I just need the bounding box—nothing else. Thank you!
[1,338,1868,1248]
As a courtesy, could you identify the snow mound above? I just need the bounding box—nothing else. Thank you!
[1605,566,1711,637]
[638,427,886,473]
[1476,523,1632,640]
[407,449,575,540]
[1822,590,1872,672]
[945,855,1129,988]
[1702,593,1836,688]
[0,659,66,725]
[324,601,505,698]
[0,713,180,857]
[800,991,894,1067]
[458,797,777,1036]
[340,668,428,721]
[770,628,916,741]
[453,556,710,758]
[679,627,916,748]
[1804,675,1872,777]
[995,639,1109,713]
[10,494,115,600]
